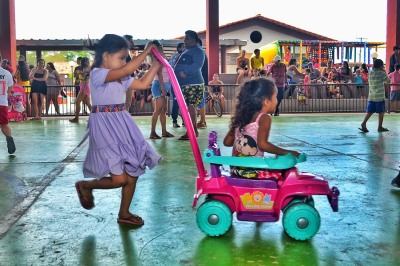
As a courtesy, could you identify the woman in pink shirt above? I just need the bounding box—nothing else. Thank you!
[388,63,400,113]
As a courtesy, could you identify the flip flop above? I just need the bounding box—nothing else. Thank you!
[117,214,144,226]
[358,127,369,133]
[378,128,389,132]
[162,132,175,138]
[149,133,162,139]
[178,135,189,140]
[75,182,94,210]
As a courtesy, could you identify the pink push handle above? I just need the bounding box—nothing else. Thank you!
[151,48,206,178]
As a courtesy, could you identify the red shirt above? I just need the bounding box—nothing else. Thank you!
[267,63,286,87]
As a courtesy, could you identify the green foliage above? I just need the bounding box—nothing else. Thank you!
[19,51,91,66]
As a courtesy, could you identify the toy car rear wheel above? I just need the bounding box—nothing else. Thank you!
[196,200,232,237]
[282,203,320,241]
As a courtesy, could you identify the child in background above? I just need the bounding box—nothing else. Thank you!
[149,40,174,139]
[359,59,391,133]
[251,68,260,79]
[388,63,400,113]
[75,34,162,226]
[354,69,365,99]
[327,68,341,98]
[360,63,369,83]
[132,63,154,113]
[0,55,16,154]
[208,73,225,112]
[223,78,300,179]
[299,68,311,103]
[14,57,32,116]
[70,57,92,122]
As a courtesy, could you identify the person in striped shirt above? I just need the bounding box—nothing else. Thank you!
[359,59,391,133]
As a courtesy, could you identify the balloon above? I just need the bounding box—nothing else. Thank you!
[258,42,278,65]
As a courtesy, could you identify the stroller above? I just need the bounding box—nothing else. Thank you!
[8,84,27,122]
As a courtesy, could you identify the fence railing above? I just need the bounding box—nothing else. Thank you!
[21,82,395,117]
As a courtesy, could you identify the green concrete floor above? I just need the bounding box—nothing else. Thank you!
[0,114,399,266]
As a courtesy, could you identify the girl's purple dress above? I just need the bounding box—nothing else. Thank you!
[83,68,162,179]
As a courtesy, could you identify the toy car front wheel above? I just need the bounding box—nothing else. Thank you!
[282,203,320,241]
[196,200,232,237]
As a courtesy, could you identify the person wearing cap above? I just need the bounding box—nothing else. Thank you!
[173,30,206,140]
[267,55,286,116]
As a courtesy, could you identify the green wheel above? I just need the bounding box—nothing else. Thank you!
[283,196,315,213]
[196,200,232,236]
[282,203,320,241]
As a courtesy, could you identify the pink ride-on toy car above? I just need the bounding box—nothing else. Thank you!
[193,131,340,241]
[150,48,339,241]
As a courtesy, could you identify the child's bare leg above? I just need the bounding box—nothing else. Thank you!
[160,99,169,135]
[74,94,84,116]
[378,112,385,130]
[119,175,138,219]
[79,172,143,224]
[361,113,373,129]
[78,174,123,192]
[83,96,92,112]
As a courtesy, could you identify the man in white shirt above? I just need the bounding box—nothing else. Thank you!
[0,55,16,154]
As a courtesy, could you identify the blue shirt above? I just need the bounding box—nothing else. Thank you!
[174,45,205,86]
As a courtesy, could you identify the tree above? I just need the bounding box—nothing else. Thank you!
[19,51,91,65]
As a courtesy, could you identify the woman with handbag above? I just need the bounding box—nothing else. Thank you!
[45,62,62,115]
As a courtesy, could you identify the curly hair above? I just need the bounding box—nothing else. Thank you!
[229,78,276,132]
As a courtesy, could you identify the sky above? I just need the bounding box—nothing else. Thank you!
[15,0,387,42]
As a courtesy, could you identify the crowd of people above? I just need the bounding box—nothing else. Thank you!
[2,55,68,119]
[235,47,400,115]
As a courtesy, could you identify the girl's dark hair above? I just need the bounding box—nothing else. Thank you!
[373,59,384,69]
[288,58,297,66]
[177,42,185,51]
[85,34,129,69]
[361,63,368,72]
[81,57,90,68]
[149,40,162,47]
[229,78,276,132]
[342,60,350,74]
[47,62,56,70]
[17,60,30,81]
